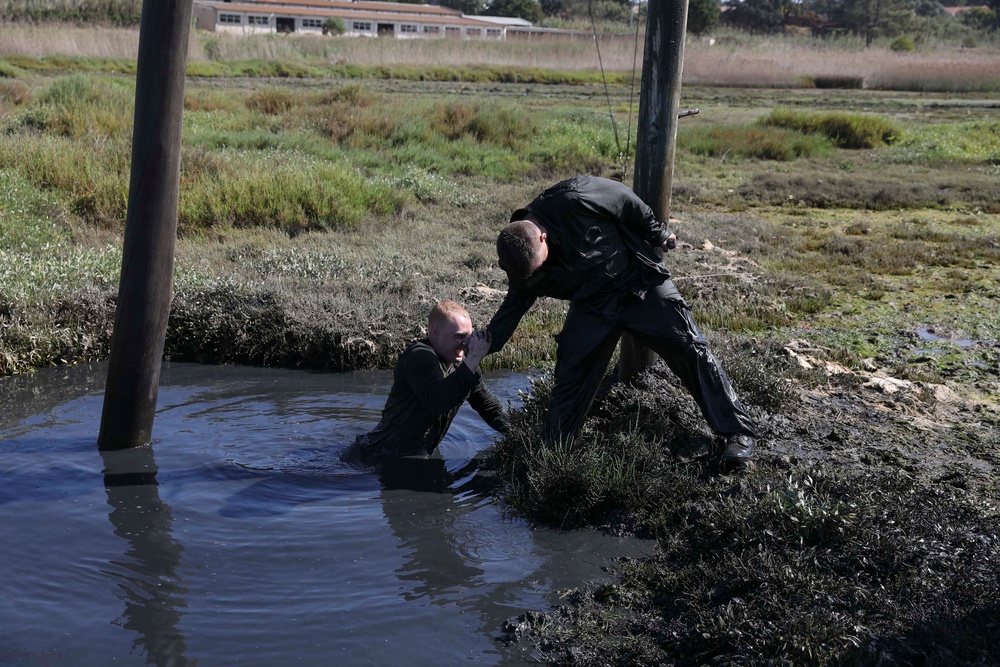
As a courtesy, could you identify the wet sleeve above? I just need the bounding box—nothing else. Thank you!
[486,285,537,354]
[467,378,509,435]
[400,347,480,416]
[590,178,670,249]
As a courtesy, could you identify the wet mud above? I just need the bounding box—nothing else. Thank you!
[495,340,999,666]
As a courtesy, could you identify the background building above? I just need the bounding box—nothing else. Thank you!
[193,0,521,39]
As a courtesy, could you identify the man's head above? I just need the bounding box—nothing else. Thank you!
[428,300,473,365]
[496,219,548,281]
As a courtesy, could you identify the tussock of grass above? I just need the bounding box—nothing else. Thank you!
[759,108,901,149]
[0,134,130,228]
[679,124,833,161]
[178,149,407,234]
[5,73,133,138]
[492,352,794,530]
[0,61,24,79]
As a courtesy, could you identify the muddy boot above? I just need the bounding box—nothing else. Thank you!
[722,434,755,469]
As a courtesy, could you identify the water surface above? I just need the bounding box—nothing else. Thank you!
[0,362,653,666]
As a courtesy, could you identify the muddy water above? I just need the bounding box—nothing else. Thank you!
[0,363,653,666]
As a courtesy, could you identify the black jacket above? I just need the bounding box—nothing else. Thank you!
[365,340,509,459]
[488,176,672,352]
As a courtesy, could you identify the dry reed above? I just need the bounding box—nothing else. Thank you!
[1,23,999,90]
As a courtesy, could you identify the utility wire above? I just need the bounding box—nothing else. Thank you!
[588,0,622,171]
[623,1,646,180]
[589,0,646,181]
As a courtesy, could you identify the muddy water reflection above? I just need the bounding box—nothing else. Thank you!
[0,363,654,666]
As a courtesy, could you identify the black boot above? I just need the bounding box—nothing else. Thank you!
[722,434,755,468]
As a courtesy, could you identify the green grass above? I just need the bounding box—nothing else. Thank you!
[879,120,1000,166]
[679,125,834,161]
[2,75,622,234]
[758,108,901,149]
[1,55,631,85]
[2,73,999,383]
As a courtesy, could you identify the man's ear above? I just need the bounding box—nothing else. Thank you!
[538,231,547,243]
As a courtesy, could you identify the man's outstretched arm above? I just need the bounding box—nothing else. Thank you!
[486,286,536,354]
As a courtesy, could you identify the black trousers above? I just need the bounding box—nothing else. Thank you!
[544,279,757,442]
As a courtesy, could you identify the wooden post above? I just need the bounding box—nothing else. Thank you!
[619,0,689,383]
[98,0,193,450]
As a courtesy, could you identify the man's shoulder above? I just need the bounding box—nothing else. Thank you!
[397,338,436,364]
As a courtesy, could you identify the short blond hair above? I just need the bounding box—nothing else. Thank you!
[428,300,470,330]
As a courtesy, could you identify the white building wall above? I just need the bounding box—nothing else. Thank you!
[195,4,508,40]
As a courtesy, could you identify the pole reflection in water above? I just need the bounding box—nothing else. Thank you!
[101,446,192,667]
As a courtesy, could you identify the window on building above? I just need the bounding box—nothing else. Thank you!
[400,24,418,33]
[445,27,460,36]
[219,13,241,23]
[353,21,372,31]
[302,18,323,28]
[486,28,501,36]
[465,27,480,36]
[422,25,440,33]
[248,15,269,25]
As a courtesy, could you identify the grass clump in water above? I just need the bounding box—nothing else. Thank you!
[492,344,796,531]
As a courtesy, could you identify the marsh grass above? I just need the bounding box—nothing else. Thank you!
[3,75,622,234]
[493,350,797,530]
[2,61,999,665]
[679,124,833,161]
[510,461,1000,665]
[759,108,901,149]
[6,74,999,377]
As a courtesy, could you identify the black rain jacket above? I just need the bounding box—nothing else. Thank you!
[488,176,672,352]
[364,339,509,459]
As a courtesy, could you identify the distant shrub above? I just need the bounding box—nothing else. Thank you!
[760,109,901,149]
[322,17,346,35]
[890,35,916,52]
[960,7,995,31]
[812,75,865,89]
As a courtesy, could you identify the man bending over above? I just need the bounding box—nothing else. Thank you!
[488,176,757,468]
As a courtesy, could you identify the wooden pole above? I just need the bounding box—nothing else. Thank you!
[98,0,193,450]
[619,0,689,383]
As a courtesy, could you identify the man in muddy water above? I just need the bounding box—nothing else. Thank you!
[487,175,758,467]
[352,300,509,465]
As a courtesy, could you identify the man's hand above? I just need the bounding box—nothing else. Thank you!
[463,330,492,370]
[661,232,677,252]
